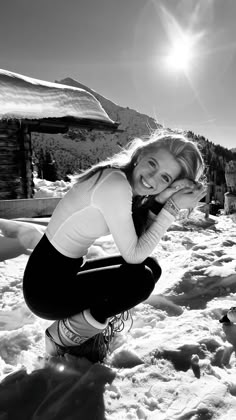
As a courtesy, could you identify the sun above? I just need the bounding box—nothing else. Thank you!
[156,4,206,74]
[165,34,195,72]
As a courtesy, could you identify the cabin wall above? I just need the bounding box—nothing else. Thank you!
[18,124,34,198]
[0,121,34,199]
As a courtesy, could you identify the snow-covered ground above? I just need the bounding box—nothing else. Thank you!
[0,179,236,419]
[33,176,72,198]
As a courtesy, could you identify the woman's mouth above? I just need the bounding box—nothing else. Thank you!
[141,176,152,189]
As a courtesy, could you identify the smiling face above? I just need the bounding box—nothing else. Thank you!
[130,148,182,196]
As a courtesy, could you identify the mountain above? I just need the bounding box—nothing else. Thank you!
[57,77,161,144]
[32,77,161,179]
[32,77,235,188]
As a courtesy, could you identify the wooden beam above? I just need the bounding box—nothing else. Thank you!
[0,197,61,219]
[20,117,120,133]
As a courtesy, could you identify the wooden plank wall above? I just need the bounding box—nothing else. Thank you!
[0,121,22,199]
[18,124,34,198]
[0,121,34,199]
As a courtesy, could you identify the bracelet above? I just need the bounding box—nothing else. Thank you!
[163,198,180,218]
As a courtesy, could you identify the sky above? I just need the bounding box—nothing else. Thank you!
[1,0,236,149]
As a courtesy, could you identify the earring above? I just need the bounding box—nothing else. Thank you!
[134,162,137,167]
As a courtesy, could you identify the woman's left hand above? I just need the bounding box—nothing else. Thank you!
[154,178,196,204]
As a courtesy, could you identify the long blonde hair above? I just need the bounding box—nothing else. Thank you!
[73,129,205,186]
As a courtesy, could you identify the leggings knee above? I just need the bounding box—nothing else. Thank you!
[129,266,156,302]
[141,267,156,300]
[144,258,162,283]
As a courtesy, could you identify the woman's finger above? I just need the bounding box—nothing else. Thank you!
[171,179,195,190]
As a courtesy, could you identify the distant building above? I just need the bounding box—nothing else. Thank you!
[210,183,227,206]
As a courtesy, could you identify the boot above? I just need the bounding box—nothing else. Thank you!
[45,310,132,363]
[45,309,108,359]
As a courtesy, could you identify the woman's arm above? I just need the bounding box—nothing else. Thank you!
[92,171,176,264]
[92,172,207,264]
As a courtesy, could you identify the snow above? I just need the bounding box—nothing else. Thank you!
[0,68,114,123]
[34,177,71,198]
[0,179,236,419]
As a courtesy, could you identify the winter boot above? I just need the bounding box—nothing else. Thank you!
[45,309,109,362]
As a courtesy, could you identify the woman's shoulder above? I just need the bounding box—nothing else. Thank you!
[94,168,131,196]
[92,168,132,206]
[99,167,128,185]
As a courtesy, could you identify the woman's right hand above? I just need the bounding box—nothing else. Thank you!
[154,178,196,204]
[171,184,208,210]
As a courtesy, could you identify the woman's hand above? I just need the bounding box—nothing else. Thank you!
[154,178,196,204]
[171,183,208,210]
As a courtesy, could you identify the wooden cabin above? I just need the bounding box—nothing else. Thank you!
[0,69,118,217]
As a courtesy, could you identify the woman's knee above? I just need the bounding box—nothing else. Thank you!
[144,257,162,283]
[126,265,156,302]
[140,266,157,299]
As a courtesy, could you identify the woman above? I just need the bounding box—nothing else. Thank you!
[22,130,206,361]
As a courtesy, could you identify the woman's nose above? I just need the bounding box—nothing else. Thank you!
[150,170,160,183]
[147,171,161,189]
[147,167,158,177]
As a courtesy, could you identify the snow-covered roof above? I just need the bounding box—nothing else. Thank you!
[0,69,116,129]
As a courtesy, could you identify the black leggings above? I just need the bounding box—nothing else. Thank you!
[23,235,162,322]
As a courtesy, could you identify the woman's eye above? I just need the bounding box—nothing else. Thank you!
[148,160,156,168]
[162,175,170,183]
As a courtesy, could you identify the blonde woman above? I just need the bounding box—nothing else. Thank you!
[19,130,206,361]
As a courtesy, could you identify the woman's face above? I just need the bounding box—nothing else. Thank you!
[130,148,182,196]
